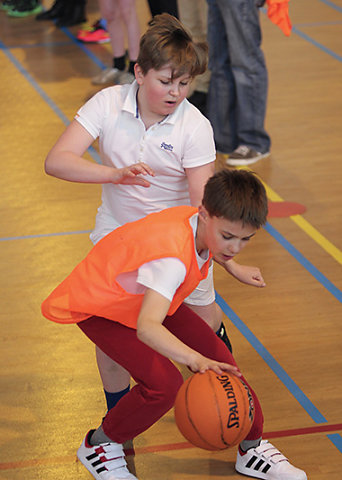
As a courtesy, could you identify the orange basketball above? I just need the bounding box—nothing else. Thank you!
[174,370,254,451]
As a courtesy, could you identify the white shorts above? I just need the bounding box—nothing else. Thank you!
[183,263,215,306]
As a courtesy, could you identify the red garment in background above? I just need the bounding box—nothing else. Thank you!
[267,0,292,36]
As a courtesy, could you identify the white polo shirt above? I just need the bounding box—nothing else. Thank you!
[75,81,216,244]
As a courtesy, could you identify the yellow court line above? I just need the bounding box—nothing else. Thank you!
[263,180,342,265]
[237,166,342,265]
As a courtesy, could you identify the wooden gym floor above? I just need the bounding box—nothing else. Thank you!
[0,0,341,479]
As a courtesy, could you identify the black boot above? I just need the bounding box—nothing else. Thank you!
[55,0,86,27]
[36,0,66,20]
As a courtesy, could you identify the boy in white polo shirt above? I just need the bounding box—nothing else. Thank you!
[44,13,265,416]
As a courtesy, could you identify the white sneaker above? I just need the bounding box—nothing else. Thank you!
[77,430,138,480]
[226,145,270,166]
[91,67,122,85]
[235,440,307,479]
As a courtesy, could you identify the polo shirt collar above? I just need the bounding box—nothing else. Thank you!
[122,80,185,126]
[122,81,139,117]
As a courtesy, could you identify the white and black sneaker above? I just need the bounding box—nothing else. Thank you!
[235,440,307,479]
[77,430,137,480]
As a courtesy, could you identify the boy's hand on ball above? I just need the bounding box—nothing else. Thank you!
[189,354,241,377]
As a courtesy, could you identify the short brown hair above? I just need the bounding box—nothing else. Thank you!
[202,169,268,228]
[137,13,208,78]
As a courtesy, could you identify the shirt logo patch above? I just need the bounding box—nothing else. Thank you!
[161,142,173,152]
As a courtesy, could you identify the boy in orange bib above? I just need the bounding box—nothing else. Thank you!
[42,169,306,480]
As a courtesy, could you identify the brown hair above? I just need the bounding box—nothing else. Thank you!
[137,13,208,78]
[202,169,268,228]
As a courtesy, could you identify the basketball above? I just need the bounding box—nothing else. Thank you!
[174,370,254,451]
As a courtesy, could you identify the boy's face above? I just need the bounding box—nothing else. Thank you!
[198,207,257,263]
[135,64,191,117]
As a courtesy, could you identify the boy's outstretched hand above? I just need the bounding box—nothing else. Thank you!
[225,259,266,287]
[188,353,241,377]
[111,162,155,187]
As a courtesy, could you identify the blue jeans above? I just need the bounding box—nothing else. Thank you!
[207,0,271,153]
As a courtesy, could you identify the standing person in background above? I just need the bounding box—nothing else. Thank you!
[36,0,86,27]
[178,0,210,116]
[147,0,178,18]
[91,0,140,86]
[206,0,271,166]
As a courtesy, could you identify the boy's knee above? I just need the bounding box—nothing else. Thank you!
[149,368,184,410]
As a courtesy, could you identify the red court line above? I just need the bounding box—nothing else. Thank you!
[1,423,341,471]
[264,423,342,439]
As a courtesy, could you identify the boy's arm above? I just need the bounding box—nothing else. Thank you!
[137,288,240,376]
[216,258,266,288]
[185,162,215,208]
[44,120,154,186]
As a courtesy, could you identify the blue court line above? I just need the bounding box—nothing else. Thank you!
[295,20,342,27]
[327,434,342,453]
[0,230,92,242]
[259,1,342,64]
[264,222,342,304]
[0,38,70,124]
[292,26,342,62]
[2,40,73,49]
[59,26,106,69]
[319,0,342,14]
[215,292,327,424]
[0,39,101,164]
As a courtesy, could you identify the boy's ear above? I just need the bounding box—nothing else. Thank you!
[198,205,209,222]
[134,64,144,85]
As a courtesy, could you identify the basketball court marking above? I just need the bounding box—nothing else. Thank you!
[319,0,342,14]
[215,293,342,453]
[259,0,342,63]
[0,423,341,471]
[262,179,342,265]
[215,293,327,424]
[292,23,342,64]
[0,230,92,242]
[267,201,306,218]
[0,39,101,164]
[263,222,342,303]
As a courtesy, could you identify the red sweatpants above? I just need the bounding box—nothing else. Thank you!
[78,304,264,444]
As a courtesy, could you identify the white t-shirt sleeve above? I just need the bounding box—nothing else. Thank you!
[137,257,187,301]
[181,107,216,169]
[75,88,112,139]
